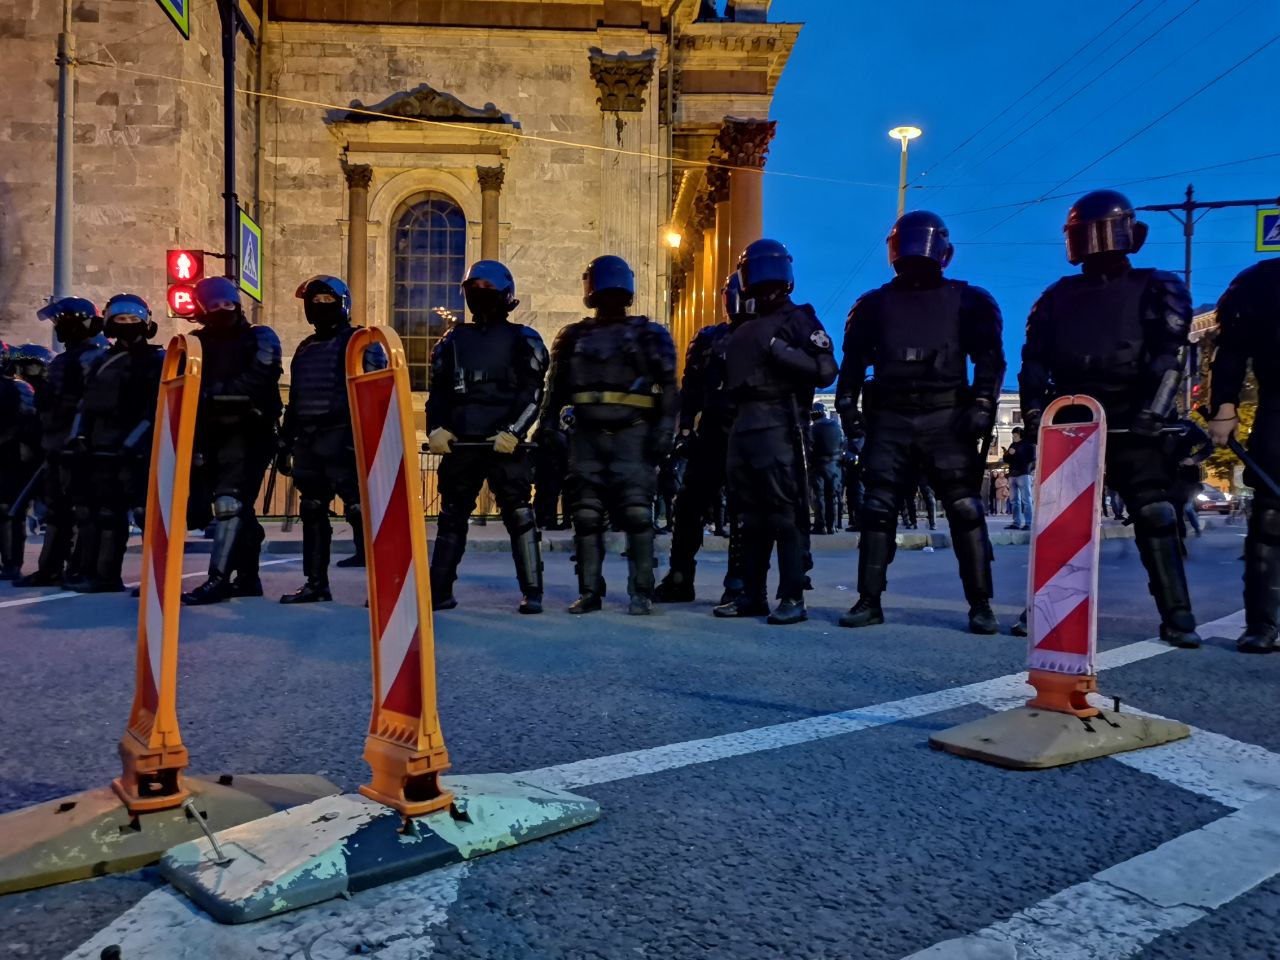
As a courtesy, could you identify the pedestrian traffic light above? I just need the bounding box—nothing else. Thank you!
[166,249,204,318]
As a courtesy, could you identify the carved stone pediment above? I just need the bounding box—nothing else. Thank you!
[331,83,517,126]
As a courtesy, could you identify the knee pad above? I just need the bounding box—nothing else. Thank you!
[213,495,244,520]
[945,496,985,532]
[620,504,652,534]
[1133,500,1178,536]
[504,505,537,536]
[860,488,897,532]
[299,498,328,522]
[1251,506,1280,546]
[572,507,605,535]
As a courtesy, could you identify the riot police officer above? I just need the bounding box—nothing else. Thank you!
[1021,190,1199,648]
[809,401,844,535]
[714,239,837,625]
[836,211,1005,634]
[427,260,549,614]
[16,298,108,587]
[182,276,283,605]
[276,276,384,603]
[841,433,863,532]
[539,255,677,615]
[1208,257,1280,653]
[66,294,164,593]
[655,273,749,605]
[0,344,38,579]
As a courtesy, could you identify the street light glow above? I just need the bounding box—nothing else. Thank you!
[663,227,683,249]
[888,125,923,143]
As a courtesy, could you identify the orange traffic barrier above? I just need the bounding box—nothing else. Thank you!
[113,335,203,813]
[1024,395,1107,718]
[346,326,452,817]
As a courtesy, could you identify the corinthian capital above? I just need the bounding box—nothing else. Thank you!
[716,117,777,170]
[477,165,506,193]
[342,162,373,190]
[588,47,657,113]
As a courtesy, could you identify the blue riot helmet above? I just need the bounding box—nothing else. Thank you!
[721,272,752,323]
[104,293,158,341]
[736,238,794,297]
[193,276,243,326]
[295,275,351,329]
[582,255,635,309]
[560,405,575,432]
[1064,189,1148,266]
[887,210,953,268]
[11,343,53,382]
[461,260,518,316]
[37,296,101,342]
[812,400,826,420]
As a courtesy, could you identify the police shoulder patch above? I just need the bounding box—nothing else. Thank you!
[809,329,832,350]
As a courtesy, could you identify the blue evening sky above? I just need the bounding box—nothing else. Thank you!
[763,0,1279,386]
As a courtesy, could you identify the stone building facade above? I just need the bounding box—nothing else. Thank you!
[0,0,799,409]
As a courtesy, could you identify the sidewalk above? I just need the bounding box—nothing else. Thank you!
[132,512,1237,556]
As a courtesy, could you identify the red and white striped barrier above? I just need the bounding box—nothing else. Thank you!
[115,335,202,813]
[347,326,452,816]
[1025,395,1107,716]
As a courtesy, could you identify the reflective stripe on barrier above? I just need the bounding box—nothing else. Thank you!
[113,335,202,813]
[347,326,453,817]
[1025,395,1107,717]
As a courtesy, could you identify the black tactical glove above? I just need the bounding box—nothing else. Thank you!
[957,399,995,439]
[1130,409,1165,438]
[840,409,866,441]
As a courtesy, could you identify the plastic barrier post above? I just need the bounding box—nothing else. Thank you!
[345,325,453,817]
[159,326,598,924]
[0,336,341,895]
[928,395,1189,769]
[113,335,201,812]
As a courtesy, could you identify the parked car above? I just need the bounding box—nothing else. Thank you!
[1194,487,1232,515]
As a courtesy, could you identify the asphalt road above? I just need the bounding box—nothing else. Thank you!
[1,525,1276,960]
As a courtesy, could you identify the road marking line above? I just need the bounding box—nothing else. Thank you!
[0,558,302,609]
[65,611,1253,960]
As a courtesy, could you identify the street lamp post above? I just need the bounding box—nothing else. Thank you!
[888,126,922,219]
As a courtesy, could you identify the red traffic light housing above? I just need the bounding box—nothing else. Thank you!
[167,249,205,318]
[167,249,204,284]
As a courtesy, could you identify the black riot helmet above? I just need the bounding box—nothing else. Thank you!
[37,296,101,342]
[461,260,518,317]
[721,272,752,324]
[11,343,53,381]
[1064,189,1148,265]
[737,238,794,297]
[583,255,635,309]
[192,276,244,327]
[103,293,158,341]
[295,275,351,330]
[811,400,826,420]
[887,210,953,268]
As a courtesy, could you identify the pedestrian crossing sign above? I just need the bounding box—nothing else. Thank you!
[239,209,263,302]
[1258,209,1280,254]
[154,0,189,39]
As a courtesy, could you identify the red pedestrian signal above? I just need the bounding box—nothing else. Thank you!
[167,284,197,319]
[166,249,204,318]
[167,249,204,284]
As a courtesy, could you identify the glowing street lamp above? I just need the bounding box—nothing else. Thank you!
[663,227,682,249]
[888,125,923,219]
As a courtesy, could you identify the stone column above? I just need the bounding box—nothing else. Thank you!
[695,190,717,331]
[707,163,732,298]
[717,117,777,270]
[589,47,657,310]
[343,162,373,325]
[477,165,505,261]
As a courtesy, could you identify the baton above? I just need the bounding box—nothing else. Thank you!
[1228,436,1280,500]
[1,462,46,519]
[422,441,539,452]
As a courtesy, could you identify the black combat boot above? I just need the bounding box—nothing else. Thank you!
[655,568,696,603]
[182,514,241,605]
[281,512,332,603]
[840,595,884,628]
[15,521,71,587]
[336,508,366,568]
[768,598,807,625]
[569,529,606,614]
[509,512,544,615]
[1134,502,1201,649]
[0,510,24,580]
[714,525,770,617]
[429,521,466,611]
[1239,508,1280,654]
[948,497,999,635]
[841,527,894,627]
[70,517,127,593]
[230,517,266,597]
[625,524,657,616]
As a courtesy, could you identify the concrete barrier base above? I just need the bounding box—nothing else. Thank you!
[160,773,600,924]
[0,774,339,894]
[929,706,1190,770]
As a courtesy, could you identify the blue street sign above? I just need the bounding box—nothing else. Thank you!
[1259,209,1280,254]
[154,0,190,39]
[239,210,263,302]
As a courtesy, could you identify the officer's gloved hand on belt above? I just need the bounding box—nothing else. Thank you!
[489,430,520,455]
[1130,409,1166,438]
[427,427,456,455]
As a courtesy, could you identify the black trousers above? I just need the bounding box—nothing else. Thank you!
[1243,398,1280,634]
[727,421,808,603]
[194,418,274,580]
[668,428,740,588]
[810,456,841,532]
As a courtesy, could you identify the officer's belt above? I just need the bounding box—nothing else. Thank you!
[869,385,962,411]
[571,391,655,410]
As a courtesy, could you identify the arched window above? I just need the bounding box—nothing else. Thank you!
[391,192,467,390]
